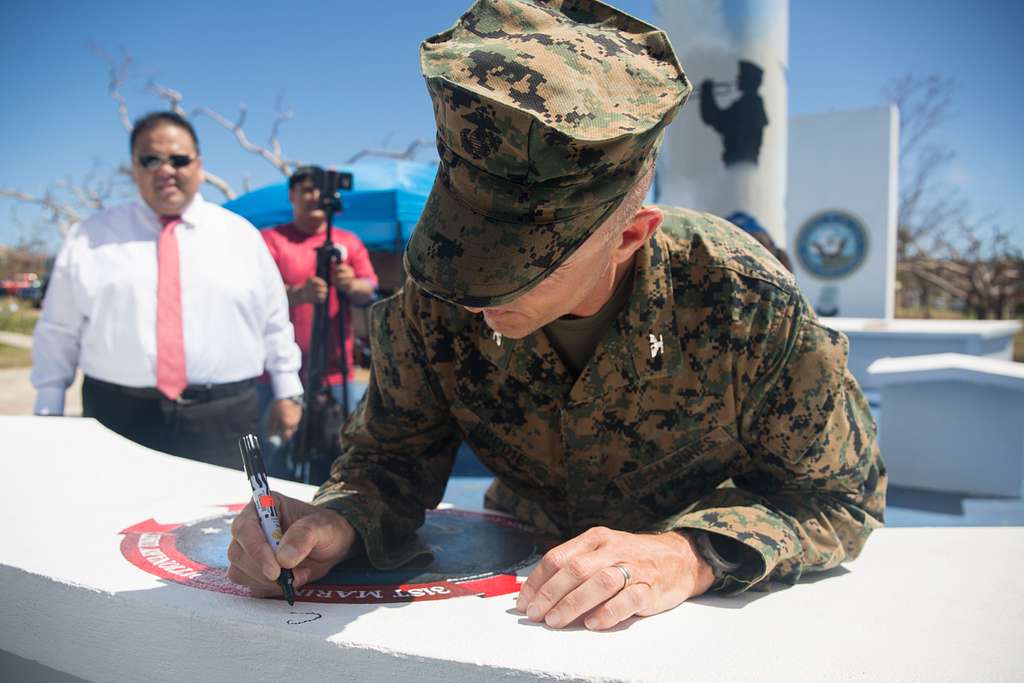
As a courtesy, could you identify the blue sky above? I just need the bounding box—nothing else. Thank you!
[1,0,1022,249]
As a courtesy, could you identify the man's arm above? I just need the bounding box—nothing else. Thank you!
[227,288,452,595]
[312,287,461,569]
[31,224,86,415]
[254,236,304,438]
[672,294,886,593]
[517,293,884,629]
[699,79,723,130]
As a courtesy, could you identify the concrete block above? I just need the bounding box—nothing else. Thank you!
[2,416,1022,681]
[833,317,1021,392]
[870,353,1024,496]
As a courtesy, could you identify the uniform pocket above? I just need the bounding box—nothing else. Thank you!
[450,399,530,472]
[613,427,745,516]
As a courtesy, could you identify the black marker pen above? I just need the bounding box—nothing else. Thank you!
[238,434,296,606]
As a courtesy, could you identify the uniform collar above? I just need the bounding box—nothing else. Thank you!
[475,229,685,405]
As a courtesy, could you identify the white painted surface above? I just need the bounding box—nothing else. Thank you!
[832,318,1022,338]
[870,354,1024,496]
[787,106,899,319]
[825,317,1020,392]
[655,0,789,245]
[1,416,1023,682]
[870,353,1024,386]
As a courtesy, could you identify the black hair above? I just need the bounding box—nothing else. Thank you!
[289,165,323,190]
[129,111,200,154]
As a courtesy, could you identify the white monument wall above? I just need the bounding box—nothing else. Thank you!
[787,106,899,319]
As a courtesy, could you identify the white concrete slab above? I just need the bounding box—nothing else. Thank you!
[869,354,1024,496]
[831,317,1022,339]
[1,416,1022,682]
[824,317,1021,392]
[870,353,1024,389]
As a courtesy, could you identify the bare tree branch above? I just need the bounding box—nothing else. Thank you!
[901,213,1024,319]
[145,79,187,118]
[0,188,83,235]
[90,43,134,132]
[268,95,294,160]
[883,74,956,162]
[201,170,237,201]
[188,103,295,176]
[0,157,133,243]
[346,138,433,164]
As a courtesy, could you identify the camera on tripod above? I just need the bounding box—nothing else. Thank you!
[308,167,353,215]
[290,165,357,484]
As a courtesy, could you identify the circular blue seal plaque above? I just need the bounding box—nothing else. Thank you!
[796,210,869,279]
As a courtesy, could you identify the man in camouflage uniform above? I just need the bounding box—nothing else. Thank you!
[228,0,885,631]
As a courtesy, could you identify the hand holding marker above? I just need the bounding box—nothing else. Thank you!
[238,433,296,605]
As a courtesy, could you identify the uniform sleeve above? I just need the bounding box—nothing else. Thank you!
[673,293,886,594]
[312,287,460,569]
[31,224,86,415]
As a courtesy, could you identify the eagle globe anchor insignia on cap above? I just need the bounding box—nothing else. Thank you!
[404,0,692,308]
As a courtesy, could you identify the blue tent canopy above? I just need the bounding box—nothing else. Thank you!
[222,159,436,253]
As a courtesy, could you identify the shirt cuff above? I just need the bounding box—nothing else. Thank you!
[269,372,303,400]
[314,493,432,571]
[34,387,66,416]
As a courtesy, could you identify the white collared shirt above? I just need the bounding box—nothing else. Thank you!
[32,193,303,415]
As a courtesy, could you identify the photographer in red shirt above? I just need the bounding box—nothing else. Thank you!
[260,166,378,477]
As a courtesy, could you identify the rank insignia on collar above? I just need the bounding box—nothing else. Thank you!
[649,333,664,359]
[492,331,502,347]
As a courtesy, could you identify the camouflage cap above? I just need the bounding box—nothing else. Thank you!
[404,0,691,308]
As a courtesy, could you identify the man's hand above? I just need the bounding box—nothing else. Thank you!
[267,398,302,442]
[331,262,356,293]
[293,276,327,305]
[227,492,357,597]
[515,527,715,631]
[331,262,375,304]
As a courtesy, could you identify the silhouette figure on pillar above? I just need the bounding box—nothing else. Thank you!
[700,60,769,166]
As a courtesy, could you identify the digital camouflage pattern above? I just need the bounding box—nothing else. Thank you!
[314,208,887,594]
[405,0,691,308]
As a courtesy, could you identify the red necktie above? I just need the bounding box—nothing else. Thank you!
[156,215,188,400]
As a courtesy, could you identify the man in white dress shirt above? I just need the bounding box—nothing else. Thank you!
[31,112,304,468]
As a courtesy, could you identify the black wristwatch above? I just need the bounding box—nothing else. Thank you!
[687,529,742,589]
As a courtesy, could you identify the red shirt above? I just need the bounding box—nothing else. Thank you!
[262,223,378,385]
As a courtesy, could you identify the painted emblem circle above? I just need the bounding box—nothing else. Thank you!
[796,210,869,279]
[120,506,550,604]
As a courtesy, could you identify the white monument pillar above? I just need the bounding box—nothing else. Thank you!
[654,0,789,246]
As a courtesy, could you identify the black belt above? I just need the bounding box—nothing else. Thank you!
[84,376,257,404]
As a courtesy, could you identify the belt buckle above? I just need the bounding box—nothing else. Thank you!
[173,394,197,406]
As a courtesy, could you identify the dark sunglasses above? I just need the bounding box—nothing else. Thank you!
[136,154,197,170]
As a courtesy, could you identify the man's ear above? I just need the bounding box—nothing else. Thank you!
[613,207,663,264]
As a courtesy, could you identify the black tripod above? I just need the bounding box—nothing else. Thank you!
[292,168,354,483]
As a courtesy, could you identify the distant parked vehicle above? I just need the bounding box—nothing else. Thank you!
[18,281,44,305]
[1,272,39,297]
